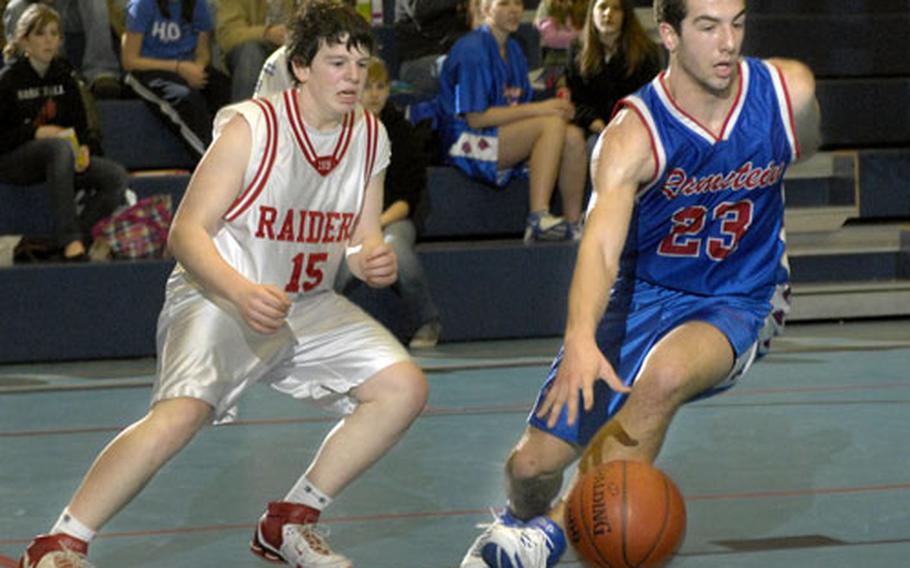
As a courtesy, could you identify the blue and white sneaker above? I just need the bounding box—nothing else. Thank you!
[524,212,570,244]
[460,511,567,568]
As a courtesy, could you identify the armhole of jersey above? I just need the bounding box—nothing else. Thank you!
[223,98,279,222]
[619,96,666,198]
[764,60,800,162]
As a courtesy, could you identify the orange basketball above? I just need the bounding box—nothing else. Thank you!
[564,460,687,568]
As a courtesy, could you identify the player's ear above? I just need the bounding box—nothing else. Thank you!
[291,60,309,84]
[657,22,679,52]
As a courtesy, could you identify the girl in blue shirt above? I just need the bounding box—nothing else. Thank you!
[121,0,231,159]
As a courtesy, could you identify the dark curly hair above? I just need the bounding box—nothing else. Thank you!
[285,0,375,79]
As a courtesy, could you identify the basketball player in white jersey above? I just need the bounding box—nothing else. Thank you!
[19,3,428,567]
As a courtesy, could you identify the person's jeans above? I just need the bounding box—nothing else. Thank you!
[0,138,127,246]
[228,40,276,102]
[58,0,120,81]
[335,219,440,327]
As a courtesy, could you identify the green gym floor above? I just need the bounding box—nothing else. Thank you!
[1,319,909,567]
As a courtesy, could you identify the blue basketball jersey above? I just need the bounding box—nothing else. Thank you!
[435,25,532,186]
[614,57,798,302]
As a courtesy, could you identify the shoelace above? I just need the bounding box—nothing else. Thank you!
[288,523,334,555]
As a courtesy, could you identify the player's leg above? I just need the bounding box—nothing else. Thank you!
[303,361,428,495]
[498,115,574,241]
[20,397,212,568]
[577,321,734,472]
[460,427,577,568]
[555,124,588,228]
[253,305,426,567]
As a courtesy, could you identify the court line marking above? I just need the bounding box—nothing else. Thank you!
[2,383,910,438]
[1,340,909,395]
[2,481,909,548]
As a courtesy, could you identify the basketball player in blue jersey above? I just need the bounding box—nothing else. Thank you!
[19,3,428,568]
[460,0,821,566]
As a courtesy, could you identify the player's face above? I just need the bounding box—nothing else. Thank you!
[592,0,624,39]
[485,0,523,35]
[296,38,371,119]
[361,77,390,115]
[21,20,61,66]
[668,0,745,96]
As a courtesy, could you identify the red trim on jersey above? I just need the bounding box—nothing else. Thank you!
[333,111,354,162]
[286,89,353,176]
[657,61,745,142]
[618,101,661,192]
[773,64,801,160]
[224,98,278,222]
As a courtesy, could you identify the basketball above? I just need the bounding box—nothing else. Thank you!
[564,460,686,568]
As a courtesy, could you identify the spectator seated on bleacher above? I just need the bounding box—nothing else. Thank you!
[393,0,472,99]
[435,0,587,244]
[3,0,122,97]
[563,0,662,155]
[0,4,127,261]
[217,0,296,101]
[532,0,584,92]
[121,0,231,161]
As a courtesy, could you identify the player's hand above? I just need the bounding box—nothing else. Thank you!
[360,241,397,288]
[235,282,291,334]
[535,335,630,428]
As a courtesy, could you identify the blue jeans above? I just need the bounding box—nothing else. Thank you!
[227,40,277,102]
[335,219,440,327]
[0,138,127,246]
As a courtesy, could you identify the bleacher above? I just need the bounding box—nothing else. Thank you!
[1,3,909,363]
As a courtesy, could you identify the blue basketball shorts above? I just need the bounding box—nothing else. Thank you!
[528,279,789,447]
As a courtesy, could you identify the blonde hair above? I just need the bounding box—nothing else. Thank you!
[366,57,389,85]
[3,3,62,61]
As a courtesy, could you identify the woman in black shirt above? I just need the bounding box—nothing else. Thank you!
[0,4,126,260]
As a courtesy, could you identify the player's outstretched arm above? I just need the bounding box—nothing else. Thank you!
[536,109,655,427]
[168,115,291,333]
[347,169,398,288]
[770,58,821,161]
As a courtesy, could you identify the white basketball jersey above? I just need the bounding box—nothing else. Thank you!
[204,89,389,298]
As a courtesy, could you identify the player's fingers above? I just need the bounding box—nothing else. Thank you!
[565,388,579,427]
[581,381,595,412]
[535,385,557,420]
[261,287,292,311]
[601,368,631,393]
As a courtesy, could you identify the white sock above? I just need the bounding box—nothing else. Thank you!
[284,476,332,511]
[50,508,96,543]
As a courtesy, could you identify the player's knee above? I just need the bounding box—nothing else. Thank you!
[379,362,429,416]
[148,398,211,443]
[505,450,564,519]
[636,365,690,408]
[506,444,559,482]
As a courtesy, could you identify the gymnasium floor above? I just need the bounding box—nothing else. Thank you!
[1,319,909,567]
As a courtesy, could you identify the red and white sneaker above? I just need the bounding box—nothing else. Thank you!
[250,501,352,568]
[19,533,94,568]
